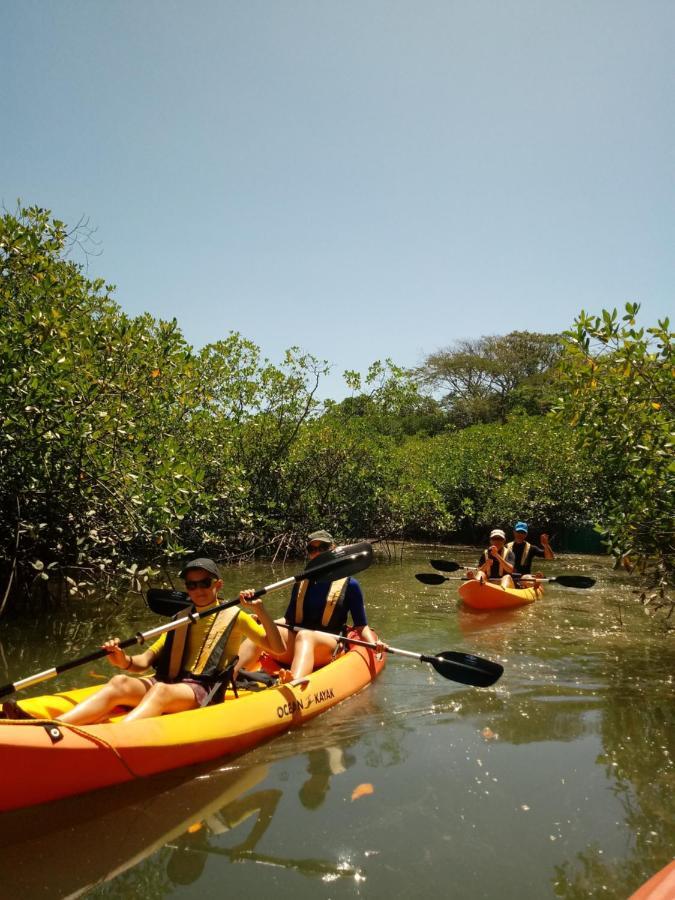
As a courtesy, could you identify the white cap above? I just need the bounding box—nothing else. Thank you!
[489,529,506,540]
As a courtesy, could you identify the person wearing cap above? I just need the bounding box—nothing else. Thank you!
[55,558,284,725]
[507,522,554,576]
[236,529,383,683]
[467,529,517,587]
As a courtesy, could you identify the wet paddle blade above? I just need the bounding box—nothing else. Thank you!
[550,575,596,589]
[423,651,504,687]
[430,559,462,573]
[146,588,191,616]
[415,573,448,585]
[303,541,374,582]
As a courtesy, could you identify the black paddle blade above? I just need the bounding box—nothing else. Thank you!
[303,541,374,582]
[430,559,461,573]
[415,573,448,585]
[146,588,191,617]
[422,651,504,687]
[551,575,596,589]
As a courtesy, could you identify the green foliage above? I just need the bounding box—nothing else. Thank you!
[417,331,563,426]
[401,417,602,540]
[556,303,674,588]
[2,206,638,614]
[334,359,448,438]
[0,206,204,605]
[181,336,331,552]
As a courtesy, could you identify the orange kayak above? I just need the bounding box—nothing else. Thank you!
[629,860,675,899]
[458,579,542,610]
[0,638,384,812]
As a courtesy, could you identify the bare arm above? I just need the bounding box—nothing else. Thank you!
[102,639,157,673]
[239,594,285,654]
[540,533,555,560]
[488,545,515,574]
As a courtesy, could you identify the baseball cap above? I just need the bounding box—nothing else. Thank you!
[179,558,221,579]
[307,530,334,546]
[489,529,506,540]
[514,522,529,533]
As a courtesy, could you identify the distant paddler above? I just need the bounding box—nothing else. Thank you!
[466,529,517,589]
[506,521,554,575]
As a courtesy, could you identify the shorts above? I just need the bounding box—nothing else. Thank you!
[143,676,210,707]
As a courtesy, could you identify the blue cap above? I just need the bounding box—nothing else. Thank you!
[514,521,528,533]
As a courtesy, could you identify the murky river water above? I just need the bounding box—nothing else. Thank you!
[0,545,673,899]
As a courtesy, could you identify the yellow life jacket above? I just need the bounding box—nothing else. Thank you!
[294,578,349,628]
[154,606,240,682]
[506,541,532,572]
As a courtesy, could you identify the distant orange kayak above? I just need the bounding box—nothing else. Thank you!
[629,860,675,899]
[0,637,385,812]
[458,579,541,611]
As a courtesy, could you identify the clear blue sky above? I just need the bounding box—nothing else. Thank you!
[3,1,673,398]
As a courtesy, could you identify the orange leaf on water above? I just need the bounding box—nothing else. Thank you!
[351,783,375,801]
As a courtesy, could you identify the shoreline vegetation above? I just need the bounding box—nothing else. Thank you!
[1,207,672,621]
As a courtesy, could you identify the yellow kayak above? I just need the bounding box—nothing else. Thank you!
[0,638,385,812]
[458,579,542,610]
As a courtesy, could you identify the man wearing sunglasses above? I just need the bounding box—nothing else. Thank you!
[56,558,284,725]
[237,529,382,683]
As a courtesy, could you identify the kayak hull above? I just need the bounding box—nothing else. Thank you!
[458,579,541,610]
[0,639,385,812]
[629,860,675,899]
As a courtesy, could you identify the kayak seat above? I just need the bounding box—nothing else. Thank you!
[200,658,240,706]
[235,670,278,692]
[1,700,36,720]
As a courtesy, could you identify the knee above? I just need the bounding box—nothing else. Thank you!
[107,674,135,693]
[294,630,316,647]
[144,681,172,703]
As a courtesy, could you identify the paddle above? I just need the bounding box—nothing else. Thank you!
[429,559,462,572]
[416,572,596,589]
[0,541,374,699]
[275,623,503,687]
[144,592,504,686]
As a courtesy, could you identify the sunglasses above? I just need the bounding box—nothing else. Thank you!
[185,577,214,590]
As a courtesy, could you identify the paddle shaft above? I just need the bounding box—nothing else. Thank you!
[0,545,372,699]
[275,623,500,681]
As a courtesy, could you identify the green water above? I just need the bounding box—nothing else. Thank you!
[1,545,673,899]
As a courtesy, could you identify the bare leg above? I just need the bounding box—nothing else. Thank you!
[288,630,338,680]
[123,681,197,722]
[58,675,149,725]
[500,574,515,589]
[234,618,293,676]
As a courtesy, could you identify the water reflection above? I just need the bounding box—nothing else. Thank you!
[1,547,674,899]
[298,744,357,809]
[0,748,367,899]
[0,763,269,897]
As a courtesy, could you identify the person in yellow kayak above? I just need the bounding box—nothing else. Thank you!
[236,530,384,683]
[507,521,554,576]
[54,558,284,724]
[466,529,517,588]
